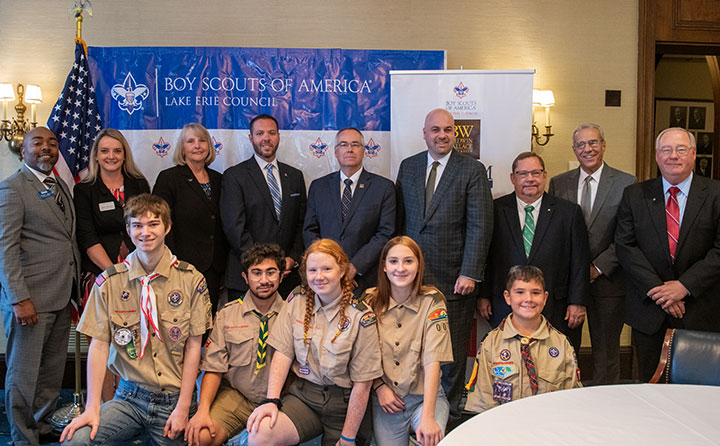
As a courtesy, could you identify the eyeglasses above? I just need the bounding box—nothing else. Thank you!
[514,169,545,178]
[335,142,364,149]
[657,145,692,156]
[248,269,280,280]
[574,139,602,150]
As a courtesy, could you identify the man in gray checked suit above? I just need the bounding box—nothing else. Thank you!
[0,127,80,445]
[549,123,635,384]
[396,108,493,428]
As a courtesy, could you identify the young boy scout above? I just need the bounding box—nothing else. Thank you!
[61,194,211,445]
[185,243,286,446]
[465,265,581,413]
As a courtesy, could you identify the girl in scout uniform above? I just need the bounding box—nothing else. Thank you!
[246,239,382,446]
[365,236,452,446]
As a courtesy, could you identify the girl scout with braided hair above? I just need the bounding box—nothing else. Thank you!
[365,236,452,446]
[246,238,382,446]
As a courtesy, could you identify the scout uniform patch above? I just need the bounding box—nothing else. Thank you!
[196,278,207,295]
[120,290,130,301]
[168,290,183,306]
[114,328,132,346]
[491,365,517,380]
[549,347,559,358]
[169,326,182,341]
[427,308,448,322]
[499,349,511,361]
[359,311,377,327]
[493,380,513,404]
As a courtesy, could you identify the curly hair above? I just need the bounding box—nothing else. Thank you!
[299,239,354,344]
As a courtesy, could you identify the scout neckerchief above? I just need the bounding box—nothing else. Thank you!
[517,335,539,395]
[250,310,277,373]
[125,255,178,359]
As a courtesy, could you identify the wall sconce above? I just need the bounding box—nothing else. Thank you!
[532,89,555,146]
[1,83,42,157]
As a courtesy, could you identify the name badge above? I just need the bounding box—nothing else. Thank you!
[99,201,116,212]
[38,189,53,200]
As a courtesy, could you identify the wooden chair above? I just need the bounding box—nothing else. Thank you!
[649,328,720,385]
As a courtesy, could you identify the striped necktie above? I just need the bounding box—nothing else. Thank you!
[251,310,277,374]
[266,163,282,221]
[43,176,66,215]
[518,336,539,395]
[666,186,680,262]
[522,205,535,258]
[341,178,353,222]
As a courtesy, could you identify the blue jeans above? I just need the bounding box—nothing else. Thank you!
[372,387,449,446]
[63,379,197,446]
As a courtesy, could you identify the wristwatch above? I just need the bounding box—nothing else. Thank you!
[259,397,283,410]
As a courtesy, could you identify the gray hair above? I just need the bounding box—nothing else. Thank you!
[572,123,605,146]
[655,127,696,150]
[334,127,364,147]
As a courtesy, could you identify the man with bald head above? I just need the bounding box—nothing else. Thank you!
[0,127,80,444]
[396,108,493,428]
[303,127,396,295]
[616,127,720,381]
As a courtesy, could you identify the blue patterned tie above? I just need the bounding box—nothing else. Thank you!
[341,178,353,222]
[266,164,282,221]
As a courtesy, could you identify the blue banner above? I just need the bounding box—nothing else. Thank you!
[88,47,445,131]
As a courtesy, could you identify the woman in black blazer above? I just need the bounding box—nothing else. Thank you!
[74,128,150,400]
[153,123,227,314]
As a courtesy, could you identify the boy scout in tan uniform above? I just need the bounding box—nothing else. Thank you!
[266,286,382,445]
[186,243,287,446]
[375,289,453,397]
[465,265,581,414]
[61,194,211,446]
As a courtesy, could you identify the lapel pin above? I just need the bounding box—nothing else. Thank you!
[359,184,365,189]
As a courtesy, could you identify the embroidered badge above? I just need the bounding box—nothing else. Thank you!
[492,380,513,404]
[359,311,377,328]
[549,347,559,358]
[170,350,182,357]
[196,278,207,295]
[499,349,511,361]
[120,290,130,301]
[95,275,106,287]
[298,367,310,375]
[126,340,138,359]
[114,328,132,346]
[428,308,448,322]
[168,290,183,306]
[492,365,517,379]
[338,318,351,332]
[169,326,182,341]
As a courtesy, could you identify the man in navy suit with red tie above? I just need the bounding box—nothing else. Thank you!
[303,127,395,295]
[616,127,720,382]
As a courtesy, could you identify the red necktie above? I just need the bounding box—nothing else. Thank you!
[666,186,680,262]
[519,336,538,395]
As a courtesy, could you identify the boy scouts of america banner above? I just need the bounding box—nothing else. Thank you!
[390,70,534,197]
[87,47,445,186]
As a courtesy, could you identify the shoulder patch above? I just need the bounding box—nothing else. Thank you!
[196,277,208,295]
[287,286,306,303]
[176,261,192,271]
[94,274,106,287]
[428,308,448,323]
[352,298,368,312]
[359,311,377,328]
[105,262,127,277]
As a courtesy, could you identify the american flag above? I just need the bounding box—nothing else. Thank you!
[47,40,102,188]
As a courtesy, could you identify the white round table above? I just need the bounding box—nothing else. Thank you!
[441,384,720,445]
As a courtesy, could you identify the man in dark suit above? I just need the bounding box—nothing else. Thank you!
[303,127,395,295]
[616,127,720,382]
[479,152,590,350]
[396,108,493,427]
[549,123,636,384]
[0,127,80,445]
[221,114,306,299]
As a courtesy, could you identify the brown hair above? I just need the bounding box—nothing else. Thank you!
[299,239,354,344]
[367,236,440,320]
[511,151,545,172]
[84,129,146,183]
[172,123,217,166]
[124,193,171,228]
[505,265,546,292]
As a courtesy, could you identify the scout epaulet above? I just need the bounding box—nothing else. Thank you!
[95,263,126,287]
[223,294,244,308]
[428,288,445,304]
[352,297,368,312]
[175,260,192,271]
[287,286,305,303]
[498,317,507,330]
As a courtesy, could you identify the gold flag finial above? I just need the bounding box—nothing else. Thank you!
[70,0,93,40]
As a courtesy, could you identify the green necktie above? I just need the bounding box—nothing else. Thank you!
[522,205,535,258]
[251,310,277,374]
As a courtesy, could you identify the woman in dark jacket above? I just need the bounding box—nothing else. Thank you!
[153,123,227,314]
[74,128,150,400]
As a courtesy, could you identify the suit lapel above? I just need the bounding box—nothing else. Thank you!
[676,175,707,256]
[564,169,580,203]
[327,172,343,229]
[277,162,295,225]
[247,159,277,222]
[342,169,369,230]
[588,166,614,228]
[528,194,553,262]
[180,165,214,213]
[643,178,672,263]
[56,176,75,233]
[502,194,526,261]
[21,167,70,232]
[424,151,460,223]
